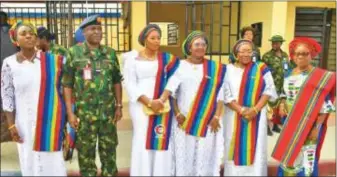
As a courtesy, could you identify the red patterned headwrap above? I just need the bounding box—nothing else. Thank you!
[288,37,322,60]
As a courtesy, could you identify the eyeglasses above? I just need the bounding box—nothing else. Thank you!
[294,52,310,57]
[238,50,253,55]
[192,42,207,48]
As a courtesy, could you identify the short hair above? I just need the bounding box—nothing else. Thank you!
[240,26,255,38]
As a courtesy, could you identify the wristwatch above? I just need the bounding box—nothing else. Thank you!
[115,104,123,109]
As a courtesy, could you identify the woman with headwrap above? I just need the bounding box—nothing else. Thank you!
[158,31,226,176]
[1,21,67,175]
[36,26,68,56]
[222,39,277,176]
[228,26,261,64]
[122,24,180,176]
[272,37,335,176]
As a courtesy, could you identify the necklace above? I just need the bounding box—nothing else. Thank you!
[142,50,157,60]
[18,51,36,63]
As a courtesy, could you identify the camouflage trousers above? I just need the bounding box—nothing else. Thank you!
[76,119,118,176]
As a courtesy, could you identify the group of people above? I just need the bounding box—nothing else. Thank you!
[0,12,335,177]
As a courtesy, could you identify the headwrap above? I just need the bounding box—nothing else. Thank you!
[37,26,55,41]
[9,20,37,47]
[230,39,253,63]
[289,37,322,60]
[138,24,162,46]
[182,30,208,56]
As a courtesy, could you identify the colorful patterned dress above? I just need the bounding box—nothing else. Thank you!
[276,69,335,176]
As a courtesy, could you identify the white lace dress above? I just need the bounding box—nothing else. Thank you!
[222,64,277,176]
[122,51,173,176]
[1,54,66,176]
[165,60,225,176]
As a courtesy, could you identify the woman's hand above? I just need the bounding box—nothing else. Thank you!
[175,113,186,126]
[210,116,221,133]
[9,125,23,143]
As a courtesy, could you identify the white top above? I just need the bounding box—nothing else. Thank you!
[165,60,226,116]
[122,50,160,103]
[223,64,278,104]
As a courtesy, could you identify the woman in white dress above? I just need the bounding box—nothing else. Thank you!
[122,24,180,176]
[222,39,277,176]
[159,31,226,176]
[1,21,67,176]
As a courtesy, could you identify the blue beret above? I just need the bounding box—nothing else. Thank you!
[79,14,102,29]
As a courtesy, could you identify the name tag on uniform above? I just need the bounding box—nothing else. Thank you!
[83,66,92,80]
[283,59,289,70]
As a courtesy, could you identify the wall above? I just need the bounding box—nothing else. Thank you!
[240,2,273,55]
[284,2,336,48]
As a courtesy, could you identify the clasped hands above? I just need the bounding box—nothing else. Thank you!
[239,106,259,121]
[148,98,165,113]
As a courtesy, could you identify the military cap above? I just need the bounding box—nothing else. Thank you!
[79,14,102,29]
[269,35,286,42]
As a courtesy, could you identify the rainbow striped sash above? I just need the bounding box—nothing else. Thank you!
[34,52,66,151]
[145,52,180,150]
[182,59,226,137]
[230,62,269,166]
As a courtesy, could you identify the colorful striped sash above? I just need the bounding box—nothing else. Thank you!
[34,52,66,151]
[229,62,269,166]
[145,52,179,150]
[272,68,336,167]
[182,59,226,137]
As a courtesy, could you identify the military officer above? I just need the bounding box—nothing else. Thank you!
[62,14,123,176]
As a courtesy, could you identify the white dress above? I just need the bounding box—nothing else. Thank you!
[1,54,66,176]
[222,64,278,176]
[165,60,225,176]
[122,51,173,176]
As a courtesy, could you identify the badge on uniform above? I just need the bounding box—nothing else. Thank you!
[83,61,92,80]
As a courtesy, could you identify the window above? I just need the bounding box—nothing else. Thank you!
[185,2,241,57]
[0,1,131,52]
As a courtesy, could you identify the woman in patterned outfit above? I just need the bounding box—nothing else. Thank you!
[272,37,335,176]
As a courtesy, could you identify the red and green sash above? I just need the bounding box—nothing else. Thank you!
[272,68,336,167]
[230,62,269,166]
[182,59,226,137]
[34,52,66,151]
[145,52,180,150]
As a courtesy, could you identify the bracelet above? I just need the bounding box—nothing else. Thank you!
[8,124,15,130]
[175,112,181,117]
[147,100,152,108]
[115,104,123,108]
[253,106,259,114]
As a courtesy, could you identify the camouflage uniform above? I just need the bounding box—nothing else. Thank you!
[62,42,122,176]
[50,43,68,56]
[262,49,297,127]
[262,49,296,105]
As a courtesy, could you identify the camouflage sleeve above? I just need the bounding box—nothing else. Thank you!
[61,48,75,88]
[261,53,269,65]
[111,51,123,84]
